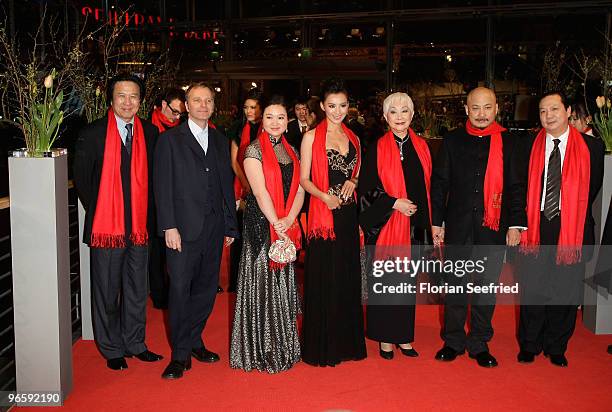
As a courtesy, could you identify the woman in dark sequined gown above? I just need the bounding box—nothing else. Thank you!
[230,97,305,373]
[299,79,367,366]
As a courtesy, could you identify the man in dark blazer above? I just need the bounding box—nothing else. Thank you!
[154,82,239,379]
[74,73,163,370]
[286,96,311,151]
[431,87,524,368]
[516,91,604,367]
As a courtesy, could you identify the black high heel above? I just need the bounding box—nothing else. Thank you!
[379,343,394,360]
[396,344,419,357]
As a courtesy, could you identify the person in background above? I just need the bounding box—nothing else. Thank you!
[569,102,594,136]
[286,95,311,150]
[148,87,187,309]
[226,89,264,292]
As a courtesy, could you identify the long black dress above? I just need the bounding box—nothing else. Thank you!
[229,138,301,373]
[358,134,431,344]
[228,120,261,292]
[302,143,367,366]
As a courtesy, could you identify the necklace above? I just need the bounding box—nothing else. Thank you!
[395,136,408,161]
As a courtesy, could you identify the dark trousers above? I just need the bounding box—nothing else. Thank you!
[148,236,168,306]
[442,214,505,355]
[518,213,581,355]
[166,212,224,360]
[90,245,149,359]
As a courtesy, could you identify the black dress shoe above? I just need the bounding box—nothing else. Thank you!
[126,350,164,362]
[161,359,192,380]
[379,344,394,360]
[469,351,498,368]
[217,286,224,293]
[107,357,128,370]
[435,346,464,362]
[517,350,536,363]
[607,345,612,355]
[192,347,220,363]
[549,354,568,367]
[396,344,419,357]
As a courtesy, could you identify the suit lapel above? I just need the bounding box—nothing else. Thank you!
[180,121,206,161]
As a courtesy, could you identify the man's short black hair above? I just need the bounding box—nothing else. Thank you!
[107,73,145,104]
[163,87,186,104]
[294,95,310,108]
[540,90,568,109]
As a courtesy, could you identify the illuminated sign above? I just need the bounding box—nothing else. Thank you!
[81,6,222,41]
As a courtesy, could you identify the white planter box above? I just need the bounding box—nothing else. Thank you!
[8,150,73,404]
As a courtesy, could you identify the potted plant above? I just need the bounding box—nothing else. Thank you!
[0,23,74,401]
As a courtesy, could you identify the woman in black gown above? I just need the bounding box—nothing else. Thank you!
[358,92,432,359]
[299,78,367,366]
[227,89,263,291]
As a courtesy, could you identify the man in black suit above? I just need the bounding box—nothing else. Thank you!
[431,87,524,368]
[154,82,239,379]
[516,91,604,367]
[286,96,311,151]
[74,74,163,370]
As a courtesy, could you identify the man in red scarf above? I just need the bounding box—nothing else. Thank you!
[150,88,186,133]
[148,88,187,309]
[431,87,524,368]
[74,74,163,371]
[516,91,604,367]
[154,82,239,379]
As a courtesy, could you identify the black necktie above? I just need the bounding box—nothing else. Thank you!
[543,138,561,220]
[301,125,307,134]
[125,123,133,155]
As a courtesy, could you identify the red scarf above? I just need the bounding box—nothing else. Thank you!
[465,120,506,231]
[151,107,178,133]
[91,110,148,248]
[376,129,432,255]
[234,121,261,200]
[520,126,590,265]
[307,119,361,240]
[259,132,302,269]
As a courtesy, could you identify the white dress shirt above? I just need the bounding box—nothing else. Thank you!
[188,118,209,154]
[540,126,569,211]
[114,113,134,146]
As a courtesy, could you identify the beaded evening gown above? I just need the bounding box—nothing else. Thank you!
[229,138,301,373]
[302,143,367,366]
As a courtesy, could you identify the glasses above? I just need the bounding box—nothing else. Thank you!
[167,104,185,117]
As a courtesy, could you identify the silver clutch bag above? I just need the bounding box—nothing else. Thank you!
[268,238,297,264]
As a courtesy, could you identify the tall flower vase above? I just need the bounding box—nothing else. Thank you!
[8,149,73,404]
[584,153,612,334]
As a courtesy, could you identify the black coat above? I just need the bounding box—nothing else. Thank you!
[74,114,159,245]
[431,128,524,245]
[285,120,305,151]
[517,131,605,247]
[153,121,239,241]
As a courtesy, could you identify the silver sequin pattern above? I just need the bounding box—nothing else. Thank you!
[229,139,301,373]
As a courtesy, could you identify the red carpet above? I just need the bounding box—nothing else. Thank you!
[22,252,612,411]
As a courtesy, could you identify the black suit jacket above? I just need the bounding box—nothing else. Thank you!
[431,128,524,244]
[286,120,306,151]
[153,121,239,241]
[516,131,605,247]
[74,114,159,245]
